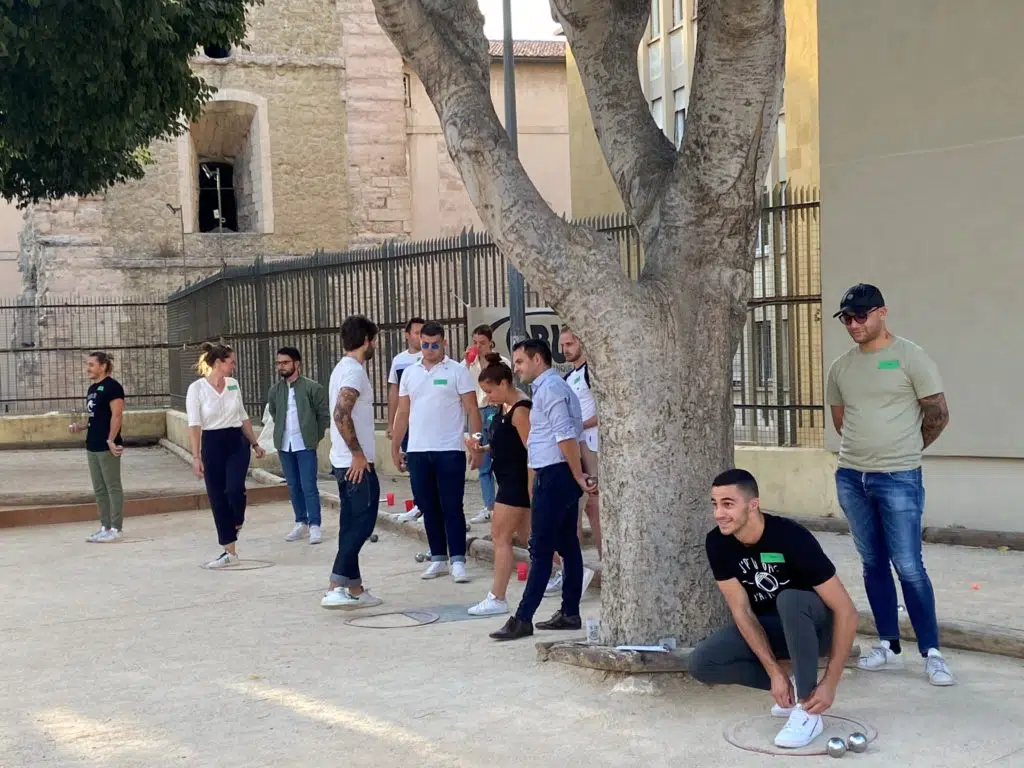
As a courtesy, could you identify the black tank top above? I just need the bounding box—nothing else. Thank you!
[488,400,531,478]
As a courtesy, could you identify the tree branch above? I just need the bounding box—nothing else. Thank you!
[550,0,678,245]
[651,0,785,277]
[372,0,633,320]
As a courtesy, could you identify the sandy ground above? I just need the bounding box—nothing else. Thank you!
[2,502,1023,768]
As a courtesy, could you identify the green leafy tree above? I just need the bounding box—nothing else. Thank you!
[0,0,257,204]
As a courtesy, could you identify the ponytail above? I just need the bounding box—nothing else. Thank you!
[196,341,233,376]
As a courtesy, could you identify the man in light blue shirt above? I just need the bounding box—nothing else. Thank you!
[490,338,596,641]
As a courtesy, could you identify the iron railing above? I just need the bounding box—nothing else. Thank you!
[0,296,169,416]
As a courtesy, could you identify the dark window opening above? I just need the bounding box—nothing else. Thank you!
[198,162,238,233]
[203,44,231,59]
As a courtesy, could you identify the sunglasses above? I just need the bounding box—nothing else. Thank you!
[422,341,443,350]
[839,308,880,326]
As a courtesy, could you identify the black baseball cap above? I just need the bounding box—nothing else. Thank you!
[833,284,885,318]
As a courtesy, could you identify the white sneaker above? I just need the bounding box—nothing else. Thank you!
[468,592,509,616]
[286,523,309,541]
[309,525,323,545]
[774,705,823,749]
[469,508,492,524]
[421,561,449,579]
[395,507,421,523]
[206,552,239,569]
[321,587,382,610]
[858,640,904,671]
[102,528,123,543]
[581,567,596,594]
[86,527,109,542]
[451,562,470,583]
[925,648,955,686]
[544,570,563,597]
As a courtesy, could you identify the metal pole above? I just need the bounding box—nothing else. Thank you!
[502,0,527,347]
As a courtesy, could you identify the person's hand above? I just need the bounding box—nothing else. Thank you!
[253,445,266,459]
[465,434,482,452]
[108,440,124,457]
[468,451,481,471]
[769,671,795,710]
[68,423,82,434]
[576,473,599,495]
[192,456,205,479]
[391,444,405,473]
[386,427,393,440]
[803,678,837,715]
[347,452,368,483]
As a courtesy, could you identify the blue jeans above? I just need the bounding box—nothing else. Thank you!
[835,467,939,655]
[330,468,380,587]
[515,463,584,623]
[279,449,322,527]
[406,451,467,562]
[478,405,498,510]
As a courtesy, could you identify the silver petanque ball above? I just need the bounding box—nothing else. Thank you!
[846,732,868,753]
[826,737,847,758]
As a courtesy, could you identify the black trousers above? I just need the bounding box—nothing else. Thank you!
[330,467,381,588]
[201,428,251,546]
[688,590,834,699]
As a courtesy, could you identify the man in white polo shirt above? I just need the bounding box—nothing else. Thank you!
[321,315,384,610]
[561,326,601,557]
[391,322,482,583]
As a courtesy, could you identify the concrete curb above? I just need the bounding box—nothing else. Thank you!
[785,514,1024,552]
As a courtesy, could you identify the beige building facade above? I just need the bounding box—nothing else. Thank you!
[817,0,1024,532]
[406,41,571,239]
[15,0,411,299]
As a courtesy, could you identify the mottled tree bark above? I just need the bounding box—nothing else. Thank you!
[372,0,785,645]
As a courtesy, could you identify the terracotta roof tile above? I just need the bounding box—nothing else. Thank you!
[487,40,566,60]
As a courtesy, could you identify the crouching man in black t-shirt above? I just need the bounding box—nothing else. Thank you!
[689,469,859,750]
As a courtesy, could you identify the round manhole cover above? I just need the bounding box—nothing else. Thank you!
[199,559,275,571]
[345,610,440,629]
[724,714,877,756]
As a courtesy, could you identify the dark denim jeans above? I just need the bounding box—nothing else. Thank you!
[330,468,380,588]
[836,467,939,654]
[406,451,467,562]
[515,462,584,623]
[279,448,322,526]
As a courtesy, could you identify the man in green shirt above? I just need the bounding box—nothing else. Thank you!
[268,347,331,544]
[826,284,954,687]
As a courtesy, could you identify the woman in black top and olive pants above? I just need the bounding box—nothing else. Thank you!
[465,354,532,617]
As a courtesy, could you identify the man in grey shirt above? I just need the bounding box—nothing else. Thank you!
[826,283,953,686]
[490,338,595,641]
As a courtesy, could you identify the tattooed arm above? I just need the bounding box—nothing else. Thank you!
[334,386,368,481]
[919,393,949,449]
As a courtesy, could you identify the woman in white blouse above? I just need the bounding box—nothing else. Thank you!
[186,342,265,568]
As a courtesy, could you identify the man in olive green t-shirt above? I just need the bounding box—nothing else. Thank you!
[826,283,954,687]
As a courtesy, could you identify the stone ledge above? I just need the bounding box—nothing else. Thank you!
[785,514,1024,552]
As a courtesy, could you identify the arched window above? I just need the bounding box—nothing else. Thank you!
[203,44,231,59]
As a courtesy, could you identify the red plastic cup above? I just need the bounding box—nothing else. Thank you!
[405,499,415,512]
[386,492,395,506]
[517,562,528,581]
[466,347,477,364]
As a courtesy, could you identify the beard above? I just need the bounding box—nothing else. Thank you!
[278,369,293,379]
[364,347,375,361]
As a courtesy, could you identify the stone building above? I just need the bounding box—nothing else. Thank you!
[16,0,411,299]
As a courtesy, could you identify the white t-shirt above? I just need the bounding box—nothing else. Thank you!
[329,356,376,468]
[282,386,306,452]
[186,377,249,430]
[399,356,475,452]
[388,350,421,386]
[565,363,598,452]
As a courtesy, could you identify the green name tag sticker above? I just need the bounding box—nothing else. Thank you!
[878,359,901,370]
[227,385,239,391]
[761,552,785,564]
[97,385,104,391]
[433,379,448,386]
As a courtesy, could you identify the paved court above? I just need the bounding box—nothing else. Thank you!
[2,502,1023,767]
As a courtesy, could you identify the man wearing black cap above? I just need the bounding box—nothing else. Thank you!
[826,284,954,687]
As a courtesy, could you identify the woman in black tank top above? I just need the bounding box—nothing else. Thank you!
[464,354,532,618]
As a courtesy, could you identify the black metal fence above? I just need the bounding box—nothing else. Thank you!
[166,191,823,447]
[0,296,169,416]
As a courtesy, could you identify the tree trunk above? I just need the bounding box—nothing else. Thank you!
[371,0,784,646]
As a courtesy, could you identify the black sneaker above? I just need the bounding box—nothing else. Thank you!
[536,611,582,631]
[489,616,534,641]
